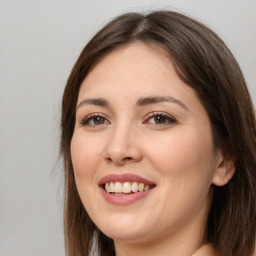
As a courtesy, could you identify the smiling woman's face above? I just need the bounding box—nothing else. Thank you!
[71,43,221,248]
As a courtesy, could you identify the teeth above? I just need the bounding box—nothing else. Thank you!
[131,182,138,192]
[105,182,111,193]
[123,182,132,193]
[144,185,150,191]
[104,181,154,194]
[138,183,144,192]
[110,182,115,192]
[115,182,123,193]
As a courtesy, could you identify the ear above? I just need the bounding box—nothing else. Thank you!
[212,150,236,187]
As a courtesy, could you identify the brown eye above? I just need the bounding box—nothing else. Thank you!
[154,115,167,124]
[93,116,105,125]
[147,114,176,125]
[81,115,110,126]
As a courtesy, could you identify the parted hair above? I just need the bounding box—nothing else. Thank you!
[61,10,256,256]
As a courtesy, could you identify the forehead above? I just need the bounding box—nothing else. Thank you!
[79,42,183,97]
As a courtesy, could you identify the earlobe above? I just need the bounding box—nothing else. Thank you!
[212,151,236,187]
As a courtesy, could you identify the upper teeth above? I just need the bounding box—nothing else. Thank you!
[105,182,151,193]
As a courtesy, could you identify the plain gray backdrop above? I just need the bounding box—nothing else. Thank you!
[0,1,255,255]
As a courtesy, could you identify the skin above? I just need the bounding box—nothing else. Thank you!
[71,43,234,256]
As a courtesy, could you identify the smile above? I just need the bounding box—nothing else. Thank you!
[104,181,155,194]
[99,174,156,205]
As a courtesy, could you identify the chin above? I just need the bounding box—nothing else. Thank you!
[104,228,148,242]
[94,215,149,241]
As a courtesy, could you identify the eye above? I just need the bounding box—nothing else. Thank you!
[145,113,176,126]
[80,114,110,126]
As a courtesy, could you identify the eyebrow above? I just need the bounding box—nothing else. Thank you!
[76,96,188,111]
[76,98,109,110]
[137,96,189,111]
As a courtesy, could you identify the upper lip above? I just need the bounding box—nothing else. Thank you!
[99,174,156,186]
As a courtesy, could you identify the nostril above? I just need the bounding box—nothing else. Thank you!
[106,157,112,162]
[123,157,133,161]
[105,156,133,164]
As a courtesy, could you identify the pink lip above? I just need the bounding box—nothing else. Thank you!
[100,187,154,205]
[99,174,155,186]
[99,174,156,206]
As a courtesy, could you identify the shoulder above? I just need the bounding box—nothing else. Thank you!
[192,244,216,256]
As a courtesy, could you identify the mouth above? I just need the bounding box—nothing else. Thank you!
[99,174,156,204]
[103,181,156,195]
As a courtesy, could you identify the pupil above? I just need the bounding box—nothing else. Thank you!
[95,117,104,124]
[155,115,165,124]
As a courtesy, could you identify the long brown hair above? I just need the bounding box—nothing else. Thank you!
[61,10,256,256]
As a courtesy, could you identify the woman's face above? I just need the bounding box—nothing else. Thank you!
[71,43,220,245]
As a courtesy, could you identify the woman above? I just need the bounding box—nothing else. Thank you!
[60,10,256,256]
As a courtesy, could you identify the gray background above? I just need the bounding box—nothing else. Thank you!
[0,1,255,255]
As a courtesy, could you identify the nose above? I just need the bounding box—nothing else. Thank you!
[103,124,143,166]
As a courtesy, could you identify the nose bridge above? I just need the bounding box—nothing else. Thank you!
[103,118,141,164]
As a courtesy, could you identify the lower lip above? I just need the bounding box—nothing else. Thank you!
[100,187,154,205]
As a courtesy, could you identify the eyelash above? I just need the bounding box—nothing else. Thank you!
[144,112,176,126]
[80,113,110,126]
[80,112,176,127]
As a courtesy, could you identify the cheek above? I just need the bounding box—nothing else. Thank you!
[70,132,103,178]
[70,132,104,212]
[144,129,215,226]
[147,128,215,183]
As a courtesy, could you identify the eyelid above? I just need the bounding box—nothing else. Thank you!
[143,112,177,125]
[79,111,176,127]
[80,113,110,126]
